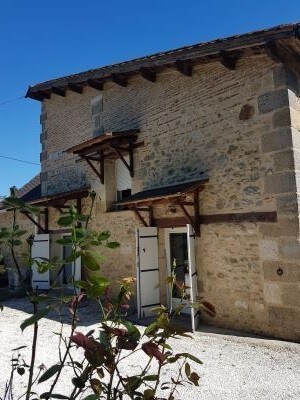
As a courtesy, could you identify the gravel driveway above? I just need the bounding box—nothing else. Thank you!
[0,298,299,400]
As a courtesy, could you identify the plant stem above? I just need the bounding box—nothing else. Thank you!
[45,297,79,399]
[25,302,39,400]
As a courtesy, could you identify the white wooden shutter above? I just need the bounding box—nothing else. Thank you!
[31,233,50,290]
[187,224,200,332]
[136,227,160,318]
[116,156,131,192]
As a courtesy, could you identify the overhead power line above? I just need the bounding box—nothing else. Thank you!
[0,96,25,107]
[0,155,39,166]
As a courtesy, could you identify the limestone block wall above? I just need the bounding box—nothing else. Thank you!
[38,54,300,340]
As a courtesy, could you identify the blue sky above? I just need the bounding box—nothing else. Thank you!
[0,0,299,197]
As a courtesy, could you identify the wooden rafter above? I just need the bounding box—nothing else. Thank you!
[51,87,66,97]
[176,189,200,236]
[68,83,83,94]
[219,50,239,70]
[82,155,104,184]
[174,60,193,76]
[111,74,127,87]
[140,67,156,82]
[88,79,103,91]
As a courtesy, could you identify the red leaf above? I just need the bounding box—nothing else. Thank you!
[142,342,166,364]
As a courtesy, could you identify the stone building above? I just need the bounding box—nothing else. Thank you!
[13,22,300,340]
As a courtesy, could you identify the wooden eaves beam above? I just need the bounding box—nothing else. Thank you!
[51,87,66,97]
[174,60,193,76]
[140,67,156,82]
[111,74,128,87]
[88,79,104,91]
[68,83,83,94]
[219,50,239,70]
[131,206,154,227]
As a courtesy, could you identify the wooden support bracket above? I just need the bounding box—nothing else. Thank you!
[21,211,47,233]
[82,155,104,184]
[140,67,156,82]
[176,189,200,236]
[68,83,83,94]
[111,74,128,87]
[174,60,193,76]
[219,50,239,70]
[132,206,149,227]
[109,138,134,177]
[88,79,103,91]
[51,87,66,97]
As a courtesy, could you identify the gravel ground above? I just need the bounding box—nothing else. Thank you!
[0,298,299,400]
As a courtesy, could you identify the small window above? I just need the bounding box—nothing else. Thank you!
[91,95,103,137]
[115,156,131,201]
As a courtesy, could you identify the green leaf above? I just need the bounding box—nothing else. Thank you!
[41,394,69,399]
[106,241,120,249]
[143,375,158,381]
[75,280,89,290]
[188,371,200,386]
[122,320,141,342]
[38,364,61,384]
[98,231,110,241]
[56,237,73,245]
[179,353,203,364]
[20,308,50,332]
[81,395,99,400]
[185,362,191,377]
[82,251,105,271]
[57,215,73,227]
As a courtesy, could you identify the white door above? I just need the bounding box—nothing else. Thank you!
[187,224,200,332]
[136,227,160,318]
[31,233,50,290]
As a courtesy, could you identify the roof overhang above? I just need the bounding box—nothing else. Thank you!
[26,23,300,101]
[28,187,90,207]
[115,178,208,207]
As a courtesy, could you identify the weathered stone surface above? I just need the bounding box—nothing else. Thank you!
[264,171,296,194]
[40,151,48,162]
[259,240,278,261]
[40,171,48,182]
[282,283,300,308]
[276,193,299,215]
[258,89,289,114]
[268,306,283,326]
[273,150,294,171]
[272,108,291,128]
[264,282,282,305]
[279,239,300,260]
[273,65,299,92]
[259,218,299,237]
[263,261,300,282]
[40,131,48,143]
[261,128,292,153]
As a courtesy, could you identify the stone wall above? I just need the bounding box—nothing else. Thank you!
[36,54,300,340]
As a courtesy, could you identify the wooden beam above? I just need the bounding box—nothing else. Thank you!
[154,211,277,228]
[265,41,283,63]
[109,143,132,176]
[38,90,51,100]
[82,156,104,184]
[44,207,49,232]
[194,189,200,236]
[68,83,83,94]
[174,60,193,76]
[140,67,156,82]
[132,206,148,227]
[200,211,277,224]
[51,87,66,97]
[111,74,128,87]
[219,50,239,70]
[88,79,103,91]
[20,211,46,233]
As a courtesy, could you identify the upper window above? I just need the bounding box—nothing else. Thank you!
[91,95,103,137]
[115,156,132,201]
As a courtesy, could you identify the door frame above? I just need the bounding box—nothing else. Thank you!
[165,227,189,312]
